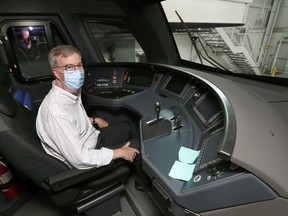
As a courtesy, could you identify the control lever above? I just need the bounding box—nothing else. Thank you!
[146,102,164,126]
[176,117,182,128]
[142,102,172,141]
[173,116,183,130]
[170,109,179,121]
[155,102,161,120]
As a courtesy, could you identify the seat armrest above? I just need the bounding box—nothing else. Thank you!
[47,163,114,192]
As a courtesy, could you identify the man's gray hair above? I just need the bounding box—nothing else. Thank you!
[48,45,81,69]
[21,29,29,36]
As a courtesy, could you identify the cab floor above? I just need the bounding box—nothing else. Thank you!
[11,174,163,216]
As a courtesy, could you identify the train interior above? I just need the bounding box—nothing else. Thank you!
[0,0,288,216]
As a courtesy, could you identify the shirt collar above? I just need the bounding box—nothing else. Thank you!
[52,81,81,101]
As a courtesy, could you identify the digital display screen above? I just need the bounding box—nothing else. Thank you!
[162,75,189,98]
[125,68,154,87]
[94,75,110,87]
[193,92,222,126]
[86,67,124,88]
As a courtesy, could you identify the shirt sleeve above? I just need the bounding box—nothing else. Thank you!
[44,113,113,169]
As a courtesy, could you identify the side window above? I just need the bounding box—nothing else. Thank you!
[1,21,68,82]
[86,21,146,63]
[7,26,51,79]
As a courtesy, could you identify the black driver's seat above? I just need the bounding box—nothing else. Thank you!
[0,86,130,215]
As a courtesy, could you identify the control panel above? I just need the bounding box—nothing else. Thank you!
[84,66,158,99]
[81,64,280,214]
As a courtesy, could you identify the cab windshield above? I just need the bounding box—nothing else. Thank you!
[162,0,288,79]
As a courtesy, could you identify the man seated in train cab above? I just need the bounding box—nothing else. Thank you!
[36,45,150,191]
[18,29,40,61]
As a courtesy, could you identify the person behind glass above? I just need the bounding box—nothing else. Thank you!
[19,29,40,61]
[36,45,149,191]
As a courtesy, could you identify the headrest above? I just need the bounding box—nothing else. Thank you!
[0,86,17,117]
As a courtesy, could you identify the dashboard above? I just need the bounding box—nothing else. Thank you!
[82,63,288,213]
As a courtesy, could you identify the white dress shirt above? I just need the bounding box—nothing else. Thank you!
[36,81,113,169]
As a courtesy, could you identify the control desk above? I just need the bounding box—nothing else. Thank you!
[83,63,279,213]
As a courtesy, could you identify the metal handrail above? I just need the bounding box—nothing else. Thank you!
[222,24,268,74]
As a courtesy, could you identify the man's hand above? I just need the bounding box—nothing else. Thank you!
[113,141,140,162]
[27,41,32,49]
[95,117,108,128]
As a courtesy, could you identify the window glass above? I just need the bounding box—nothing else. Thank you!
[161,0,288,78]
[86,21,146,63]
[7,26,51,79]
[161,0,236,72]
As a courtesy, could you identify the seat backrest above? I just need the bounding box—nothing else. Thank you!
[0,86,68,189]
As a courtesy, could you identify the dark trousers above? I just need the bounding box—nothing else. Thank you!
[96,122,149,185]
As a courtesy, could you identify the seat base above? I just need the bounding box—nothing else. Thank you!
[77,184,125,216]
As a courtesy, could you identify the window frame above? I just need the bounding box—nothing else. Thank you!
[85,19,147,63]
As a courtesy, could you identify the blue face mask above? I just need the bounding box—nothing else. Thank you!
[63,69,84,91]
